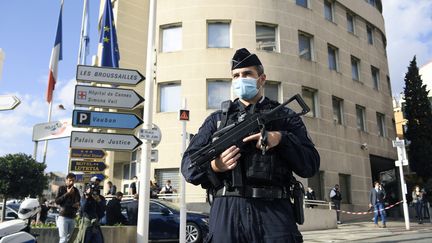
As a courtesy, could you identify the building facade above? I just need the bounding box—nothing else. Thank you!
[97,0,396,210]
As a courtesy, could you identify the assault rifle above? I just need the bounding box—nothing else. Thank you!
[189,94,310,173]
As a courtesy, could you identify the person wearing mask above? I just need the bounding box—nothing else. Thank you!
[369,181,386,228]
[330,184,342,224]
[181,48,320,242]
[55,173,81,243]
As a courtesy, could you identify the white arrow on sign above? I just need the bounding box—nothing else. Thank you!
[0,95,21,111]
[74,85,144,109]
[70,131,143,151]
[76,65,145,86]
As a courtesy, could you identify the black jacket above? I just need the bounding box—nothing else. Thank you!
[126,200,138,225]
[106,198,126,225]
[181,97,320,188]
[55,185,81,218]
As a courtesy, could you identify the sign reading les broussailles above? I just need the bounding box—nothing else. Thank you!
[76,65,145,86]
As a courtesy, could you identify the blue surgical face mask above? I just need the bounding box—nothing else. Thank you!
[232,77,259,100]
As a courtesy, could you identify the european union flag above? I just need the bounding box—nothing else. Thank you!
[99,0,120,67]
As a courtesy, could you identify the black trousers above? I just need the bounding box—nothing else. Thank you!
[206,197,303,243]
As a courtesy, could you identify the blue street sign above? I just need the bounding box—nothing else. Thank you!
[72,110,143,129]
[75,173,106,183]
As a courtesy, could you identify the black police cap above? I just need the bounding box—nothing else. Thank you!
[231,48,262,70]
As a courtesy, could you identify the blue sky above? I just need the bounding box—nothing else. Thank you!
[1,0,432,173]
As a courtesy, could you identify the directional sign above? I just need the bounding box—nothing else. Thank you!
[70,148,106,160]
[0,95,21,111]
[70,160,107,172]
[75,173,106,183]
[74,85,144,109]
[70,131,143,151]
[73,110,143,129]
[76,65,145,86]
[32,119,82,141]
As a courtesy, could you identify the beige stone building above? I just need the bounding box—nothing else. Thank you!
[95,0,397,211]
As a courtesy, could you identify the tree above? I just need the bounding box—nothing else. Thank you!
[403,56,432,179]
[0,153,48,222]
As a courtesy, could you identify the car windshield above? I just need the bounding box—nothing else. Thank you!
[158,200,180,211]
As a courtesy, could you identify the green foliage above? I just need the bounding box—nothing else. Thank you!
[0,153,48,199]
[403,56,432,179]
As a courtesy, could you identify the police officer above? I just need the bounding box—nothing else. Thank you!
[181,48,320,243]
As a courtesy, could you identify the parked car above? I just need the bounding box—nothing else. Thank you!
[0,203,19,220]
[120,199,209,243]
[45,207,59,224]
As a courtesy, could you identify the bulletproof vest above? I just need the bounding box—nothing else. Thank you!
[217,98,292,187]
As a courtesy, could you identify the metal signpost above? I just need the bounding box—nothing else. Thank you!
[76,65,145,85]
[73,110,143,129]
[179,100,188,243]
[74,85,144,109]
[392,137,410,230]
[70,131,142,151]
[0,95,20,111]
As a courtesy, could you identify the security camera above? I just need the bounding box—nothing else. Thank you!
[361,143,368,150]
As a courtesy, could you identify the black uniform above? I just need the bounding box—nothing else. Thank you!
[181,97,320,243]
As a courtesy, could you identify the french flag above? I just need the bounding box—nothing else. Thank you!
[46,1,63,103]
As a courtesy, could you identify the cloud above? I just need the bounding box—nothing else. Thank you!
[382,0,432,95]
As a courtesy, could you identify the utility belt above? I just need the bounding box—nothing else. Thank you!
[214,185,289,199]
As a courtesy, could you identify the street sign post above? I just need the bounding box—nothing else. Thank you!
[70,148,106,160]
[392,137,410,230]
[70,160,107,172]
[74,85,144,109]
[32,120,75,141]
[73,110,143,129]
[0,95,20,111]
[70,131,143,151]
[76,65,145,85]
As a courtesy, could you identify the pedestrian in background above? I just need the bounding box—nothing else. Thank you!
[412,185,425,224]
[126,194,139,226]
[55,173,81,243]
[105,192,126,225]
[105,181,117,196]
[128,176,138,196]
[369,181,386,228]
[330,184,342,224]
[306,187,316,208]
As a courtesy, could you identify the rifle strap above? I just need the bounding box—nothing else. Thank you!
[218,100,232,130]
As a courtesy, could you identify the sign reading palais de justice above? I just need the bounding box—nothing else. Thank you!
[76,65,145,86]
[73,110,143,129]
[70,131,142,151]
[32,119,86,141]
[74,85,144,109]
[70,148,106,160]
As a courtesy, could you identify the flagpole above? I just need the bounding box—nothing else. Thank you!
[78,0,89,65]
[42,101,54,163]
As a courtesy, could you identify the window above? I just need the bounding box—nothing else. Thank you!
[347,13,355,33]
[327,44,338,71]
[161,24,182,52]
[298,31,313,61]
[387,75,392,94]
[368,0,376,7]
[122,162,136,180]
[332,96,343,125]
[324,0,333,22]
[351,56,360,81]
[308,171,325,200]
[207,80,231,109]
[208,22,230,48]
[302,87,318,117]
[296,0,308,8]
[155,168,180,193]
[367,25,374,45]
[256,23,277,52]
[160,82,181,112]
[356,105,366,131]
[371,66,380,90]
[376,112,386,137]
[339,174,351,204]
[264,82,279,101]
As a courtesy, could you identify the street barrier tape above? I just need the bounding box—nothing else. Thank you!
[333,201,403,215]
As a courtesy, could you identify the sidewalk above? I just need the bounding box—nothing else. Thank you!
[302,220,432,242]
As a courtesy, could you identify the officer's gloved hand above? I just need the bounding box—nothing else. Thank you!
[211,145,241,172]
[243,131,282,151]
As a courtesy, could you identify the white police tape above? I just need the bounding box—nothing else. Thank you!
[333,201,403,215]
